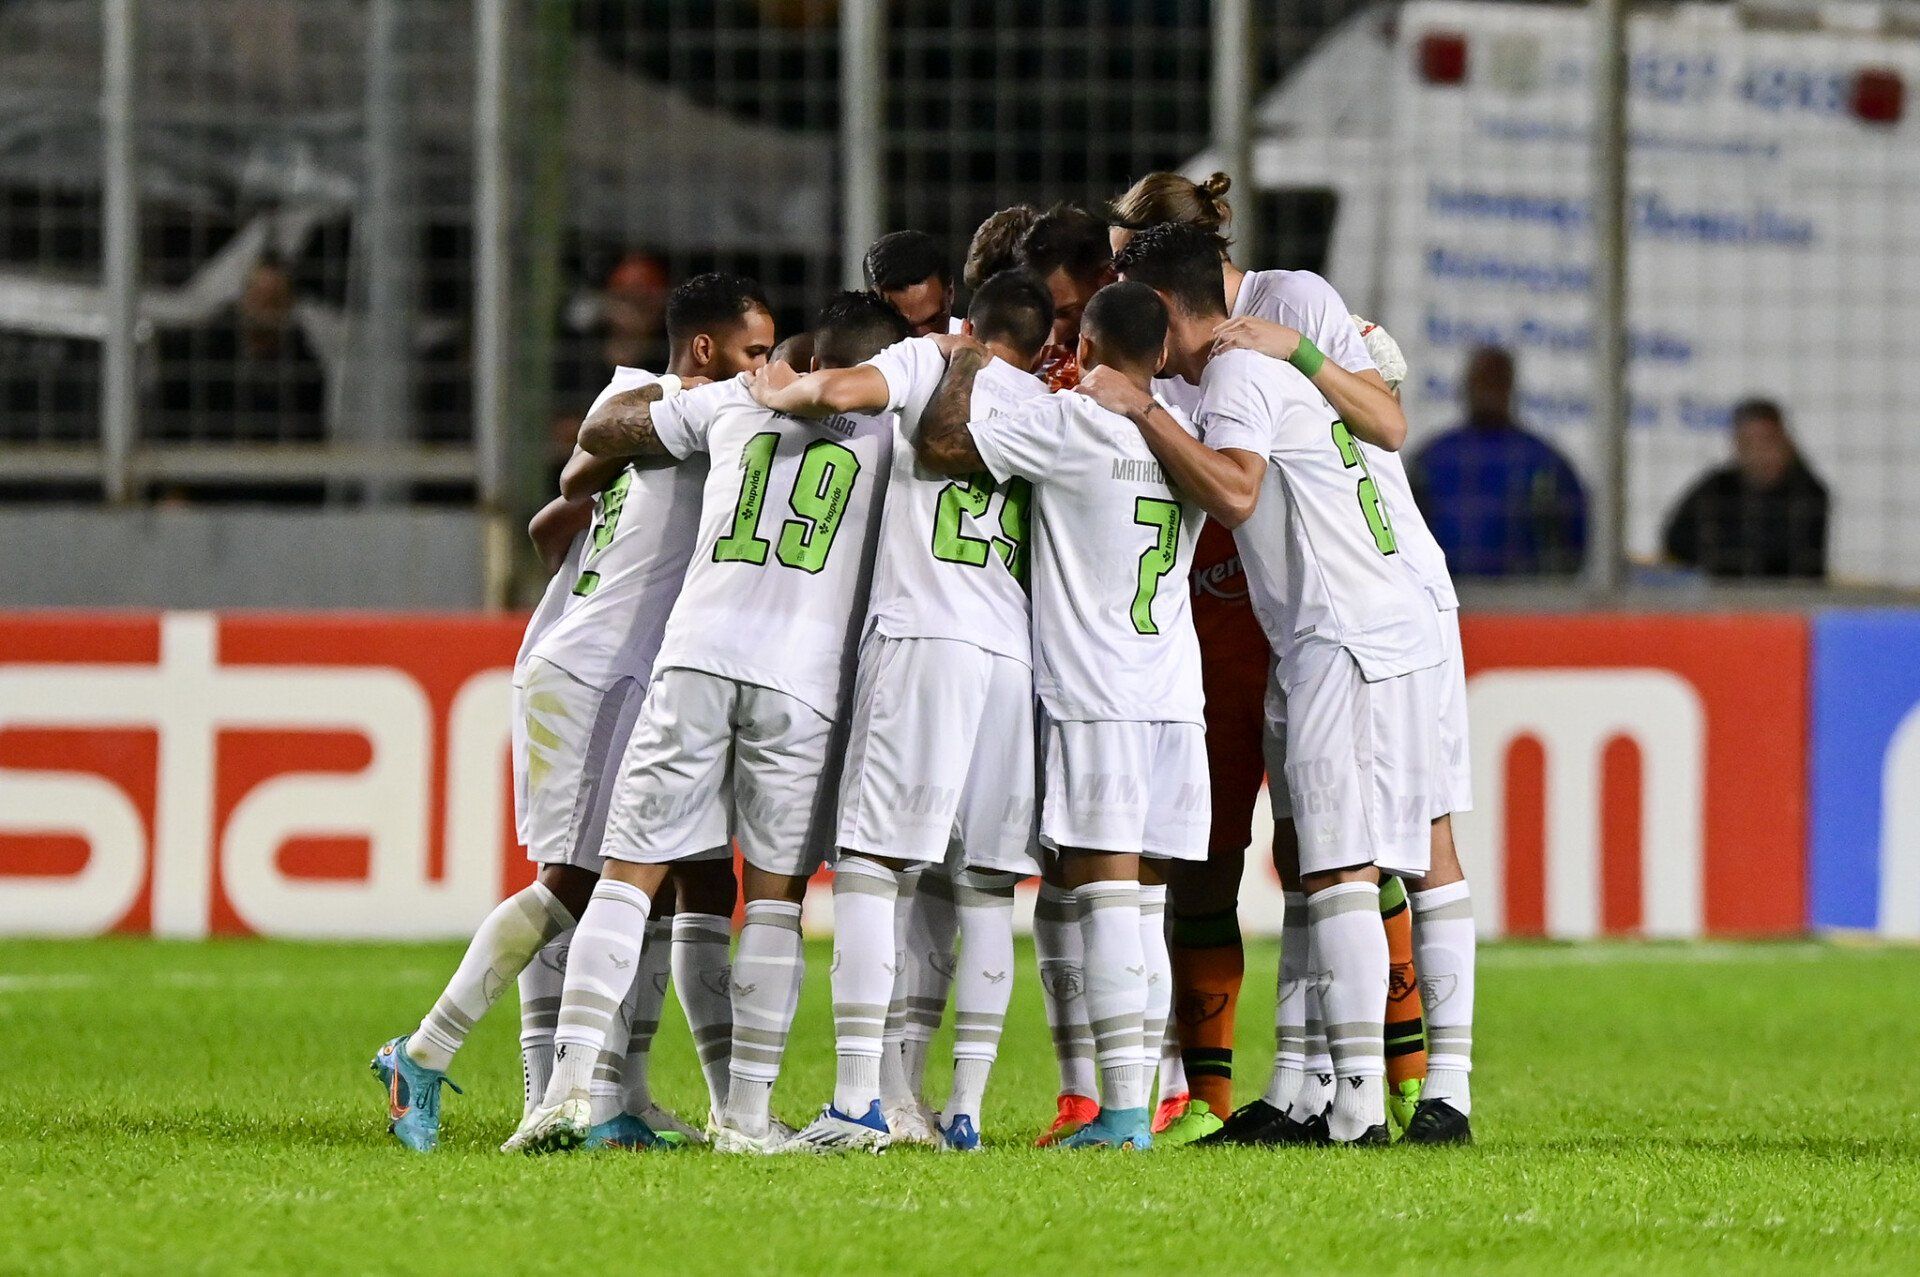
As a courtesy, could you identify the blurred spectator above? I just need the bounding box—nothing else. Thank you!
[552,252,671,470]
[1412,346,1588,577]
[1662,398,1828,580]
[153,255,325,443]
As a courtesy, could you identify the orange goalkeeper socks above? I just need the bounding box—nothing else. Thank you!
[1380,875,1429,1089]
[1169,908,1243,1116]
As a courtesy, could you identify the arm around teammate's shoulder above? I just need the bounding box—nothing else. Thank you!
[578,382,671,459]
[1078,364,1264,529]
[915,341,992,475]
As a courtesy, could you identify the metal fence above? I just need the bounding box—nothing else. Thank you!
[0,0,1910,599]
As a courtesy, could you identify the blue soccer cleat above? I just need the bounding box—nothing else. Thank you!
[1061,1106,1153,1150]
[782,1100,891,1154]
[371,1034,461,1152]
[583,1111,684,1151]
[939,1114,982,1152]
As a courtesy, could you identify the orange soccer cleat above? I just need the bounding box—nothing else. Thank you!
[1033,1092,1100,1147]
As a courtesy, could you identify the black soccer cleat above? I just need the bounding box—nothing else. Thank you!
[1401,1099,1473,1146]
[1264,1109,1332,1146]
[1329,1123,1391,1148]
[1197,1099,1288,1146]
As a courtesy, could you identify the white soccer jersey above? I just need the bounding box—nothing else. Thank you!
[1234,270,1457,610]
[529,368,709,691]
[863,336,1049,663]
[515,533,584,680]
[969,389,1205,724]
[650,375,894,718]
[1198,348,1441,682]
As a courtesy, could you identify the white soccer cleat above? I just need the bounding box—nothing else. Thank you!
[711,1117,790,1155]
[516,1094,592,1155]
[635,1102,707,1145]
[882,1099,941,1147]
[780,1103,891,1155]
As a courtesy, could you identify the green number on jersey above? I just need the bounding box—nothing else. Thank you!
[776,440,862,573]
[993,477,1033,585]
[712,431,779,565]
[1331,421,1398,555]
[572,469,634,595]
[931,474,1032,584]
[1130,496,1183,635]
[932,475,994,568]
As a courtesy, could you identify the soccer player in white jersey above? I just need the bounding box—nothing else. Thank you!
[921,280,1210,1151]
[744,269,1056,1152]
[1091,222,1444,1146]
[865,230,955,338]
[513,292,907,1156]
[371,274,775,1153]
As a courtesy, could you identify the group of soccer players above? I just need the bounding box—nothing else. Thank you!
[371,170,1478,1155]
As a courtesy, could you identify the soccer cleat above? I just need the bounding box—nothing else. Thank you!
[712,1117,791,1155]
[1266,1109,1333,1146]
[1061,1106,1153,1150]
[1387,1078,1423,1139]
[1033,1093,1100,1148]
[1155,1098,1223,1147]
[783,1101,891,1154]
[583,1112,676,1151]
[883,1100,942,1148]
[635,1102,706,1146]
[519,1094,592,1154]
[1330,1123,1392,1148]
[939,1114,982,1152]
[1197,1098,1288,1146]
[1151,1090,1191,1134]
[370,1034,462,1153]
[1402,1099,1473,1146]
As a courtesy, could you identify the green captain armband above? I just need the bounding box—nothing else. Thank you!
[1289,335,1326,379]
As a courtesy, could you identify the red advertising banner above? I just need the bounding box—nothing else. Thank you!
[1,611,1810,939]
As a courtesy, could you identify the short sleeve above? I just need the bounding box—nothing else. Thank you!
[583,367,660,421]
[863,337,940,417]
[1196,351,1276,457]
[968,394,1068,485]
[1281,271,1377,376]
[650,376,736,460]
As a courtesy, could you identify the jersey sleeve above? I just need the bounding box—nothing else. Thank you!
[1196,351,1277,457]
[1284,271,1377,376]
[863,337,941,418]
[649,376,736,460]
[968,394,1067,484]
[583,367,659,422]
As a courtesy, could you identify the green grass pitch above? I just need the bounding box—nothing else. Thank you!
[4,937,1919,1275]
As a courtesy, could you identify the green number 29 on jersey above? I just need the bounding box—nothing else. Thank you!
[712,431,863,574]
[930,474,1033,584]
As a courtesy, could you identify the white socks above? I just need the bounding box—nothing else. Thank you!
[411,880,575,1073]
[945,868,1018,1126]
[670,910,735,1118]
[831,856,902,1115]
[1137,882,1173,1102]
[723,898,805,1137]
[1035,881,1096,1099]
[620,915,674,1114]
[544,878,652,1106]
[1075,880,1149,1113]
[1266,891,1309,1111]
[896,870,958,1097]
[518,933,569,1114]
[1413,880,1477,1116]
[1308,881,1389,1141]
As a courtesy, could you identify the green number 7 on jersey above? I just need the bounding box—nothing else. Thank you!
[1131,496,1182,635]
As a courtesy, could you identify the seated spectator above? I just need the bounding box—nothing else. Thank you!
[1662,398,1828,579]
[551,252,671,478]
[153,255,325,444]
[1412,346,1588,576]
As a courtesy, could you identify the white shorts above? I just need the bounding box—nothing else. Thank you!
[602,667,834,878]
[1039,715,1210,862]
[1428,608,1473,817]
[513,657,645,870]
[837,634,1040,876]
[1264,640,1437,879]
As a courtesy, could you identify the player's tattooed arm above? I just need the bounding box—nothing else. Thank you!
[528,495,594,574]
[1212,317,1407,451]
[578,383,673,459]
[1077,365,1266,528]
[748,362,890,418]
[916,342,990,475]
[558,447,630,500]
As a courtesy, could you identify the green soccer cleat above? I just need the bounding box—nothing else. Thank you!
[1387,1078,1423,1140]
[1155,1098,1224,1147]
